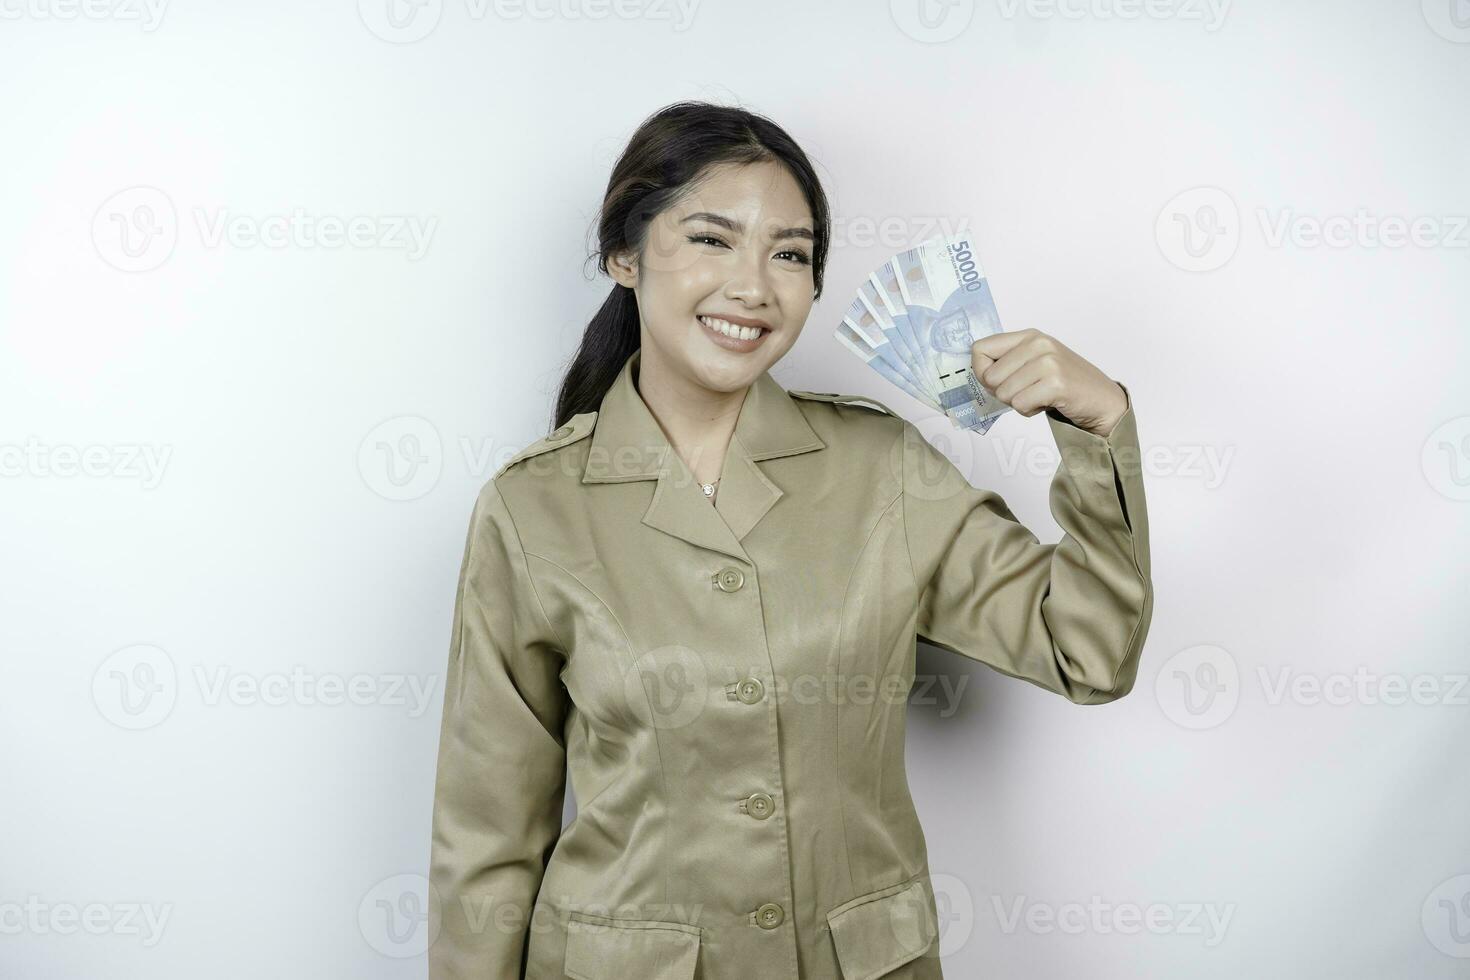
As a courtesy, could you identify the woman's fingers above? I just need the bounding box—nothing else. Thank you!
[992,355,1056,410]
[973,329,1047,394]
[971,328,1032,373]
[971,327,1124,434]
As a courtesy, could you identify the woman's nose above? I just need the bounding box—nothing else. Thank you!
[723,250,772,305]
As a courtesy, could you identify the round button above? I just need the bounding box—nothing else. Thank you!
[549,425,572,440]
[736,677,764,704]
[756,903,784,929]
[744,792,774,820]
[715,567,745,592]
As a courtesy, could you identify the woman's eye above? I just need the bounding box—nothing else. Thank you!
[687,234,810,267]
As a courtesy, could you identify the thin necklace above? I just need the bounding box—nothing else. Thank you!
[700,477,720,499]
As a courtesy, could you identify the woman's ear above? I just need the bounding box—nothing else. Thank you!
[607,248,639,289]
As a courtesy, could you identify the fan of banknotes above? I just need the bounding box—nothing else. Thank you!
[835,235,1011,433]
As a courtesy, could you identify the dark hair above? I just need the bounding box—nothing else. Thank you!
[550,101,831,430]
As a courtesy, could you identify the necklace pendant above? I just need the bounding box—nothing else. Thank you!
[701,482,716,497]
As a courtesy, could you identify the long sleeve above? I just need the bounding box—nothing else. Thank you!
[902,383,1153,705]
[429,480,570,979]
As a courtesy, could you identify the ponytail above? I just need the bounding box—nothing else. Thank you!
[551,284,641,430]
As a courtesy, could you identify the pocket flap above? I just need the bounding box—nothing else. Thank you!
[563,911,701,980]
[825,876,938,980]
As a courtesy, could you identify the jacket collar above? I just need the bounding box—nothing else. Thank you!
[582,347,826,562]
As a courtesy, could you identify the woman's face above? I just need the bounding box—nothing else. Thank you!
[610,159,817,394]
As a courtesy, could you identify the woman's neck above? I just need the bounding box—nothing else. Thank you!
[634,353,749,488]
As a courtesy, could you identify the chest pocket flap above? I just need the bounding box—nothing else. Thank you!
[825,875,939,980]
[563,911,701,980]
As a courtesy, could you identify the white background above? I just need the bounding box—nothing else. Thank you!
[2,0,1468,977]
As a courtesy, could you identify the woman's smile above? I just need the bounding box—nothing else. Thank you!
[696,312,773,352]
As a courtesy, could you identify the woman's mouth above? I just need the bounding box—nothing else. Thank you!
[697,314,772,352]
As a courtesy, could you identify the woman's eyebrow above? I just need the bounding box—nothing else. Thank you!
[681,211,815,242]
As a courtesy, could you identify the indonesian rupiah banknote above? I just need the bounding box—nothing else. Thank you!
[834,235,1011,433]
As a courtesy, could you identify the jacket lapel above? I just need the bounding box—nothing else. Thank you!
[582,348,826,563]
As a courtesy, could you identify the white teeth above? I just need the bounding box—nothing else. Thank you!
[699,315,765,341]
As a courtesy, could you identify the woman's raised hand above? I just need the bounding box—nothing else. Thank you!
[970,328,1129,438]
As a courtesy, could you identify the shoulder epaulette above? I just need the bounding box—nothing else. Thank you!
[493,411,597,479]
[788,390,898,418]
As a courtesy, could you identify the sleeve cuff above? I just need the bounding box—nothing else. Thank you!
[1043,382,1136,452]
[1044,381,1143,498]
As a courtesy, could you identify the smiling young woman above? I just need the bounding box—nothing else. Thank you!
[550,106,831,506]
[428,101,1154,980]
[597,156,818,501]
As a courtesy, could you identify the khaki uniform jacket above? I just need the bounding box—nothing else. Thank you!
[429,346,1153,980]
